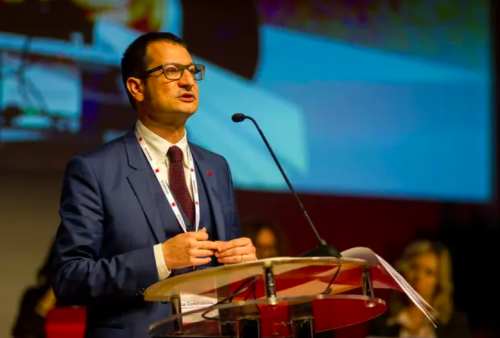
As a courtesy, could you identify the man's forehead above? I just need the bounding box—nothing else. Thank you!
[146,41,193,66]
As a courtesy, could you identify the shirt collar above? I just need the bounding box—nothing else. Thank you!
[136,120,190,168]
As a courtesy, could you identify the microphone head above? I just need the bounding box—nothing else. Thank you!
[231,113,246,123]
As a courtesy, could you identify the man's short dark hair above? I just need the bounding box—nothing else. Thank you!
[121,32,188,109]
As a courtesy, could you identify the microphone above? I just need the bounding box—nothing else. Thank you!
[231,113,246,123]
[231,113,341,258]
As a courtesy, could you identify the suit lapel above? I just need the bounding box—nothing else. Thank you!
[124,129,228,242]
[190,144,226,241]
[124,129,166,243]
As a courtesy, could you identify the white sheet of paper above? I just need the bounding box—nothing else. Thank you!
[341,247,437,327]
[180,294,218,324]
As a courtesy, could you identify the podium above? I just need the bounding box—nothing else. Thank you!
[144,256,391,338]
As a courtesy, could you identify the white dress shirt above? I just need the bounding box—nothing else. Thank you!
[136,120,193,281]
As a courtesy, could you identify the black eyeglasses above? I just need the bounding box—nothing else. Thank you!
[144,63,205,81]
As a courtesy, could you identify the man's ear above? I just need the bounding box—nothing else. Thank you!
[126,77,145,104]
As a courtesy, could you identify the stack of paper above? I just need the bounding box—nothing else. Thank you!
[341,247,437,327]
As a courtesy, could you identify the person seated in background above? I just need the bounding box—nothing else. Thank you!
[241,217,289,259]
[368,240,471,338]
[11,239,56,338]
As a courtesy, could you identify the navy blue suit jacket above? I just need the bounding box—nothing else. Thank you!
[51,128,241,338]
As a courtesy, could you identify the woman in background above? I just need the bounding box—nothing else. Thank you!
[369,240,471,338]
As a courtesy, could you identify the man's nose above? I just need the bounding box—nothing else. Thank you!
[178,70,195,87]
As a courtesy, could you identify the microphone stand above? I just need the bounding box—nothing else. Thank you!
[232,114,341,258]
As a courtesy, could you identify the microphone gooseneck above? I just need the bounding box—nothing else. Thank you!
[231,113,341,258]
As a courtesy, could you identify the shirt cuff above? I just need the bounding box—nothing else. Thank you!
[153,243,171,281]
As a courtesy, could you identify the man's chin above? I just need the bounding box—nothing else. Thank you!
[181,110,197,117]
[170,110,197,121]
[176,103,198,116]
[150,110,197,125]
[179,106,198,116]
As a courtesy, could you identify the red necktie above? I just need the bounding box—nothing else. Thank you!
[167,146,195,231]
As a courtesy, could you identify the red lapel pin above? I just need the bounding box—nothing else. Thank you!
[207,171,212,176]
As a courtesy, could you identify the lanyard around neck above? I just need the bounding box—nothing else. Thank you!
[135,127,200,233]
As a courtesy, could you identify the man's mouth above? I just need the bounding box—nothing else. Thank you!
[178,93,196,102]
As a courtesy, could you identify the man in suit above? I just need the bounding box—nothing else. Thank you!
[51,32,257,338]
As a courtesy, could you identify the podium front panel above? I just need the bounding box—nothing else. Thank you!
[148,295,386,337]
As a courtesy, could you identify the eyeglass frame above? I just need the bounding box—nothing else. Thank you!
[143,62,205,81]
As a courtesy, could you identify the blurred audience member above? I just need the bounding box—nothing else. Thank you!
[241,217,289,259]
[369,240,471,338]
[255,226,279,259]
[11,240,56,338]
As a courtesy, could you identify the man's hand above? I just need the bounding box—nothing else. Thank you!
[215,238,257,264]
[162,228,220,270]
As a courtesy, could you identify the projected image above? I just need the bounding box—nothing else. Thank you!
[0,53,80,135]
[0,0,492,202]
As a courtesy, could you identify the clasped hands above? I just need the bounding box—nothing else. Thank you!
[162,228,257,270]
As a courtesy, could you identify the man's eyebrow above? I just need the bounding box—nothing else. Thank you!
[162,62,195,67]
